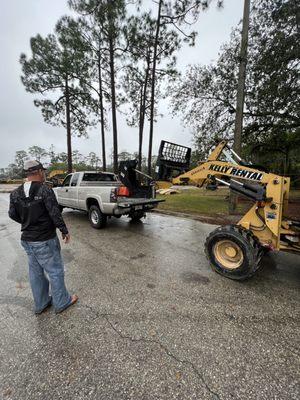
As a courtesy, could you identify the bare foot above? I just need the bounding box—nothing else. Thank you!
[56,295,78,314]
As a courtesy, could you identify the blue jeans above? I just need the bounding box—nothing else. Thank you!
[21,236,71,313]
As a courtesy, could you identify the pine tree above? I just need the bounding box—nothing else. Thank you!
[28,146,47,162]
[146,0,220,174]
[69,0,127,174]
[123,12,178,172]
[20,21,94,173]
[170,0,299,158]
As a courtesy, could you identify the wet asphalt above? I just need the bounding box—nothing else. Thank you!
[0,193,299,400]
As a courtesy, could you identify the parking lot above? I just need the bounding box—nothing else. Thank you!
[0,192,299,400]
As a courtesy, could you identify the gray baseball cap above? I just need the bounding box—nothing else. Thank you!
[24,160,47,172]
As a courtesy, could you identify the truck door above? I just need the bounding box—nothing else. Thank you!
[56,174,72,206]
[68,173,80,208]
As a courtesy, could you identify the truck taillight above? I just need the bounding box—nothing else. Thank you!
[110,188,118,202]
[117,186,130,197]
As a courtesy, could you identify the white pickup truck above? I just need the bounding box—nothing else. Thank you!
[54,168,163,229]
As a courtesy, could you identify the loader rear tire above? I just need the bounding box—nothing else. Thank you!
[205,225,263,281]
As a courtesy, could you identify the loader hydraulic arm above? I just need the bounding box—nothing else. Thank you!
[172,160,268,187]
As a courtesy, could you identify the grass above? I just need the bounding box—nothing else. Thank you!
[157,188,300,219]
[157,189,248,216]
[290,190,300,200]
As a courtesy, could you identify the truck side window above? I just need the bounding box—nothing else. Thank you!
[83,173,116,182]
[71,173,80,187]
[62,175,72,187]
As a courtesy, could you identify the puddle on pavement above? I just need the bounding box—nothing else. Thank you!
[61,249,75,264]
[181,271,210,284]
[130,253,146,260]
[7,258,28,284]
[0,223,6,231]
[0,295,31,310]
[147,283,156,289]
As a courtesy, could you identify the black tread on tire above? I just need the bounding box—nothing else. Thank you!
[129,210,145,223]
[88,205,107,229]
[205,224,263,281]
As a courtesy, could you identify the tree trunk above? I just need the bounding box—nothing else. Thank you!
[98,49,106,171]
[147,0,163,175]
[138,85,144,171]
[108,35,118,174]
[284,149,290,176]
[65,77,72,174]
[138,61,150,171]
[229,0,250,214]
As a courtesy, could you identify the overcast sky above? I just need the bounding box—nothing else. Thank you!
[0,0,243,168]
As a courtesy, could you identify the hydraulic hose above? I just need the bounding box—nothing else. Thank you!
[250,207,266,231]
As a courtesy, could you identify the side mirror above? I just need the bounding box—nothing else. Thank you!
[51,181,61,188]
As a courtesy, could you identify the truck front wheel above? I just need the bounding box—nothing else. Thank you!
[89,205,107,229]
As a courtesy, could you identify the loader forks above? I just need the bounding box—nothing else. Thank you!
[156,140,299,280]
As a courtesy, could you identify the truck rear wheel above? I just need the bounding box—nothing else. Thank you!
[129,210,145,222]
[205,225,263,280]
[89,205,107,229]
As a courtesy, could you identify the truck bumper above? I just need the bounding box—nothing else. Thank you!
[113,199,164,216]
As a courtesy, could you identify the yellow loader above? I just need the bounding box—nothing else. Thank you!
[156,140,300,280]
[47,169,68,187]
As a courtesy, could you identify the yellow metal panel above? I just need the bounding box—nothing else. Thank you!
[156,181,172,190]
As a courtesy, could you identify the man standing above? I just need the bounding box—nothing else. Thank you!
[8,160,78,314]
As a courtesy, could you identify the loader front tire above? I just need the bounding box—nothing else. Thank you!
[205,225,263,281]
